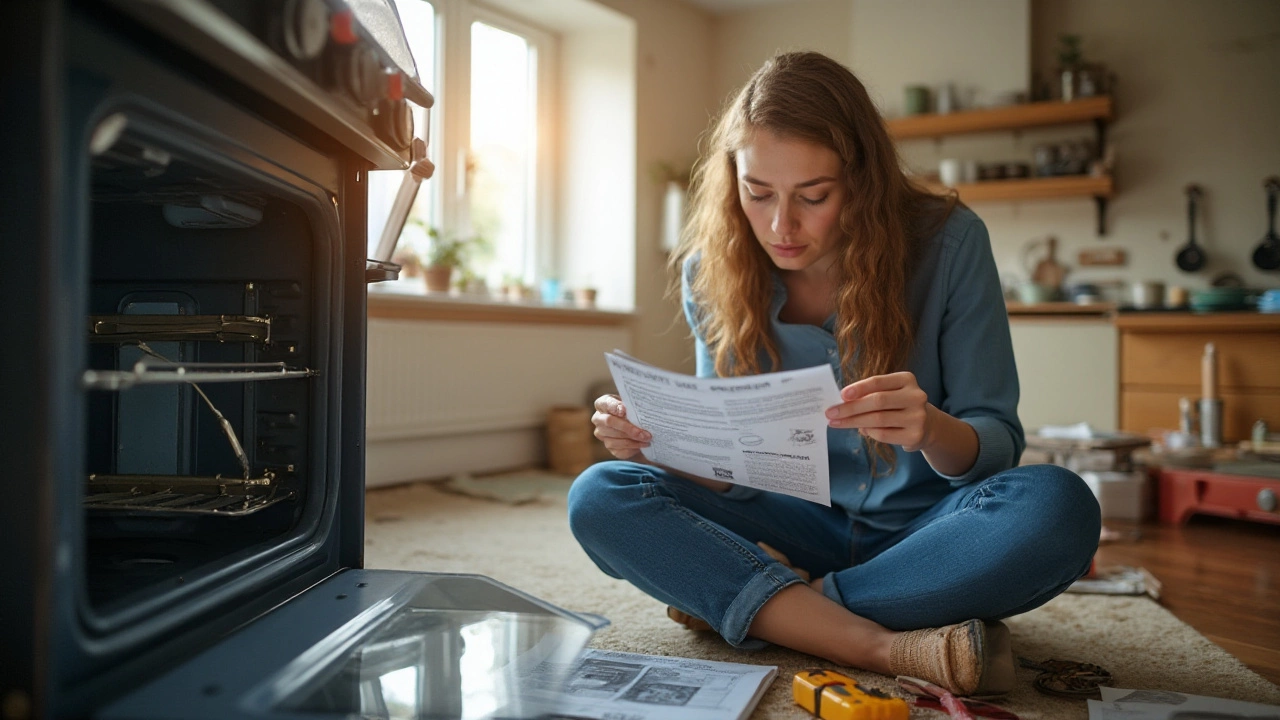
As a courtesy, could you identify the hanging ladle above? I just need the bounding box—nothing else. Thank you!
[1251,176,1280,271]
[1175,184,1206,272]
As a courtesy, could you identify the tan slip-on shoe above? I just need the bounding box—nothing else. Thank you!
[888,619,1014,697]
[666,606,714,632]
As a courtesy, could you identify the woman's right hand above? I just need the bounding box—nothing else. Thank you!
[592,394,652,460]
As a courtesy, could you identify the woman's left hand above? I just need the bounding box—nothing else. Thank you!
[826,371,936,453]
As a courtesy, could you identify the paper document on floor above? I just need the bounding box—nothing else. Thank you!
[605,350,843,505]
[1088,687,1280,719]
[522,648,777,720]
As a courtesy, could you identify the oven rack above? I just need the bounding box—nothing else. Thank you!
[84,471,293,516]
[83,359,315,391]
[89,314,271,344]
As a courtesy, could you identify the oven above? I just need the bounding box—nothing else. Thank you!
[0,2,602,718]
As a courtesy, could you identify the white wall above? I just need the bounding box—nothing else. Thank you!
[366,319,632,486]
[849,0,1029,118]
[559,22,637,310]
[710,0,851,103]
[593,0,716,375]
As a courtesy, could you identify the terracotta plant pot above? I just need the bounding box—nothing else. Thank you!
[424,265,453,293]
[573,287,598,308]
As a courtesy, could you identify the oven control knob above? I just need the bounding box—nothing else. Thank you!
[1259,488,1278,513]
[282,0,329,61]
[378,98,414,151]
[338,45,383,108]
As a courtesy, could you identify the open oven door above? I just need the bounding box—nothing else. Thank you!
[97,570,609,719]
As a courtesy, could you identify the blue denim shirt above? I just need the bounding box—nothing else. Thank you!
[682,206,1024,530]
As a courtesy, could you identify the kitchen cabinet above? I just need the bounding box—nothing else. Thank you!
[887,96,1114,234]
[1116,313,1280,442]
[1009,313,1118,432]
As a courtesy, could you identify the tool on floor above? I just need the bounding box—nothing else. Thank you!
[897,676,1021,720]
[793,669,909,720]
[1018,657,1113,698]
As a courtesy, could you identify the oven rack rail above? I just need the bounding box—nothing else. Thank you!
[89,314,271,344]
[83,359,315,391]
[85,471,293,516]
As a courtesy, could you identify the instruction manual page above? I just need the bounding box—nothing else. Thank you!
[605,350,843,506]
[1088,687,1280,719]
[522,648,777,720]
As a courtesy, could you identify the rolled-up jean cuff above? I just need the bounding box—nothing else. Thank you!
[821,571,843,605]
[720,570,803,647]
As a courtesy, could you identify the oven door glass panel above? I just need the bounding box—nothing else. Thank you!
[96,571,609,720]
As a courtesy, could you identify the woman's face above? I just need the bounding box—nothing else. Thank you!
[735,130,846,273]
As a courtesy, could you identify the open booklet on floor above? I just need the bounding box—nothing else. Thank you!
[522,648,778,720]
[604,350,843,506]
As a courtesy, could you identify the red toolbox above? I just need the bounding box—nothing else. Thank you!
[1158,467,1280,526]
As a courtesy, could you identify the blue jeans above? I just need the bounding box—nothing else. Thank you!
[567,461,1100,647]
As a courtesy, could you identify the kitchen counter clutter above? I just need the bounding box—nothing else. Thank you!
[1115,312,1280,444]
[1005,308,1280,450]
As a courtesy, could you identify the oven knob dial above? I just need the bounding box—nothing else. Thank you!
[339,45,383,108]
[282,0,329,61]
[378,98,414,151]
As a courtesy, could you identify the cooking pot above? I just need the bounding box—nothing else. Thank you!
[1130,281,1165,309]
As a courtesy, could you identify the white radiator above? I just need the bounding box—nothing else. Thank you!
[364,318,631,487]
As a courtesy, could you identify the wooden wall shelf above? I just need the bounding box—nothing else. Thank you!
[922,174,1115,234]
[893,98,1118,233]
[933,174,1114,203]
[886,96,1113,139]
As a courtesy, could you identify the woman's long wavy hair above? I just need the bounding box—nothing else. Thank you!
[669,51,956,472]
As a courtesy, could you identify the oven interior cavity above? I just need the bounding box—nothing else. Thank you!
[82,120,321,614]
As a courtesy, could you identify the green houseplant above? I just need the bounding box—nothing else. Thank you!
[417,224,485,293]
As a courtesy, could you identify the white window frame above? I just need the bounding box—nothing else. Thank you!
[420,0,557,287]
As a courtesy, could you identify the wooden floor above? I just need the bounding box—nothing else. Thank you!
[1094,515,1280,685]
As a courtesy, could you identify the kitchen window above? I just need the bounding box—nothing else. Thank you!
[369,0,555,297]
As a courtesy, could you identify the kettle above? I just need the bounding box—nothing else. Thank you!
[1021,236,1068,300]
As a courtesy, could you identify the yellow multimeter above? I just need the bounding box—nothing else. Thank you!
[792,669,910,720]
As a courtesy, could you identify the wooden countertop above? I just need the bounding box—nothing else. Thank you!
[1007,301,1115,317]
[1113,312,1280,332]
[1007,303,1280,331]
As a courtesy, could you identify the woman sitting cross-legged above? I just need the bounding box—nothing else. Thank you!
[567,51,1100,697]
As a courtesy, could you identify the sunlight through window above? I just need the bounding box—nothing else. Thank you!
[470,21,535,289]
[459,617,505,719]
[378,665,420,720]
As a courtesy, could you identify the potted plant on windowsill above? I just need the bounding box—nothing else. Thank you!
[419,224,484,294]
